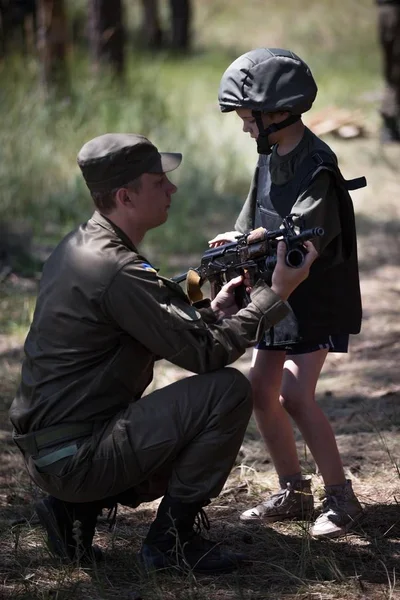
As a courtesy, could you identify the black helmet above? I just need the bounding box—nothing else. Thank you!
[218,48,317,115]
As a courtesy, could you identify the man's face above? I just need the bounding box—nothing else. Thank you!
[128,172,177,231]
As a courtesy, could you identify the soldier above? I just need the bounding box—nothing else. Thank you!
[211,48,364,538]
[9,133,316,573]
[377,0,400,142]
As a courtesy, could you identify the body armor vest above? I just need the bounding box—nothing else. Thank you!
[256,148,365,346]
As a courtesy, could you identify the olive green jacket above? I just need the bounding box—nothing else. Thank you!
[10,212,288,433]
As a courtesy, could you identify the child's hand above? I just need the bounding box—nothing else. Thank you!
[208,231,240,247]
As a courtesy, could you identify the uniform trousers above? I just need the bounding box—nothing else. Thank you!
[27,367,252,506]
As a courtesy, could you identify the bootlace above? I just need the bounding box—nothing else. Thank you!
[193,508,210,535]
[106,503,118,531]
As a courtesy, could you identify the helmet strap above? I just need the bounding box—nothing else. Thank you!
[252,111,301,155]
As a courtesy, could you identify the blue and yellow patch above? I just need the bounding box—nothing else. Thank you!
[140,262,157,273]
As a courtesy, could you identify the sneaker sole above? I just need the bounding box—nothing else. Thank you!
[240,510,314,523]
[311,511,364,539]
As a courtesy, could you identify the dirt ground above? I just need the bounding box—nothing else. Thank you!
[0,136,399,599]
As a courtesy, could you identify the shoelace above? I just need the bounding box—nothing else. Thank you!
[265,483,293,508]
[321,493,343,512]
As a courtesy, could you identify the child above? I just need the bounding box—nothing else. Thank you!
[211,48,365,538]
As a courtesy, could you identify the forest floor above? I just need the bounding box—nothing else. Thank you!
[0,136,399,599]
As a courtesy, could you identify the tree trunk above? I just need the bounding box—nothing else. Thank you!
[0,0,38,58]
[140,0,163,48]
[37,0,69,96]
[169,0,191,50]
[88,0,125,77]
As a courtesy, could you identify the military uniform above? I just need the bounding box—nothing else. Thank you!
[10,211,289,504]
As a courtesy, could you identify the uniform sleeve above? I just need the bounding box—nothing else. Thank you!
[102,261,289,374]
[292,170,342,257]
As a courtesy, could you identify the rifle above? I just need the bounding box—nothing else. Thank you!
[173,215,324,308]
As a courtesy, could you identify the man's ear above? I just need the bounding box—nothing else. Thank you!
[114,187,133,208]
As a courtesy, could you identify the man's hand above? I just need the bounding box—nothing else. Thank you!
[271,241,318,300]
[211,275,245,319]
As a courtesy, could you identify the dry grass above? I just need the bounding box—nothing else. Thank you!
[1,0,400,597]
[1,137,400,598]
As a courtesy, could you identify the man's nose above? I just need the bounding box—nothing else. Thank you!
[168,182,178,194]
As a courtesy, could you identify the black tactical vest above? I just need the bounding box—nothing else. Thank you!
[256,149,365,345]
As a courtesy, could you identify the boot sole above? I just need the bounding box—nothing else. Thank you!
[140,547,246,575]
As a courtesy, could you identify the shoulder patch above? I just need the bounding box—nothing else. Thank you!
[170,297,202,321]
[139,262,158,273]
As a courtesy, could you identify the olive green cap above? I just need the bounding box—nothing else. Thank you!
[77,133,182,193]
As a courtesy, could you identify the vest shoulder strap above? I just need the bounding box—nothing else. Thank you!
[297,150,367,194]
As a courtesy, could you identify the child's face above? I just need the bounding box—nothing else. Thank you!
[236,108,260,138]
[236,108,290,140]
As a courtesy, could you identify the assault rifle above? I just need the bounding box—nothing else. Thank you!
[173,215,324,307]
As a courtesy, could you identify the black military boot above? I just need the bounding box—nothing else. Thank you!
[35,495,103,564]
[140,494,249,574]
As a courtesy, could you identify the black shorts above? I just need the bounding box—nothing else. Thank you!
[256,334,349,356]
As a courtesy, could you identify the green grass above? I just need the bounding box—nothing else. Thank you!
[0,0,383,273]
[0,284,36,336]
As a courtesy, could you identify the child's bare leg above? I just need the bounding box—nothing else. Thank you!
[281,350,346,486]
[250,349,300,477]
[279,350,363,538]
[240,349,315,523]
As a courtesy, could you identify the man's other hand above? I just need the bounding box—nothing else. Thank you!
[271,241,318,301]
[211,275,244,319]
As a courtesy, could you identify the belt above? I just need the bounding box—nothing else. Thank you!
[13,422,94,468]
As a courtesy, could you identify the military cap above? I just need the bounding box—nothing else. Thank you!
[77,133,182,192]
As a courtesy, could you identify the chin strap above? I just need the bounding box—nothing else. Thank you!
[252,111,301,155]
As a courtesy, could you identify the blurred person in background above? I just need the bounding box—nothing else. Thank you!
[377,0,400,142]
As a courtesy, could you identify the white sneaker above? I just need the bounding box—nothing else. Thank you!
[311,480,363,539]
[240,478,314,523]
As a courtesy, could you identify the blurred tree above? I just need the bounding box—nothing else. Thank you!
[0,0,37,57]
[170,0,191,50]
[140,0,163,48]
[37,0,69,96]
[140,0,191,51]
[88,0,125,77]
